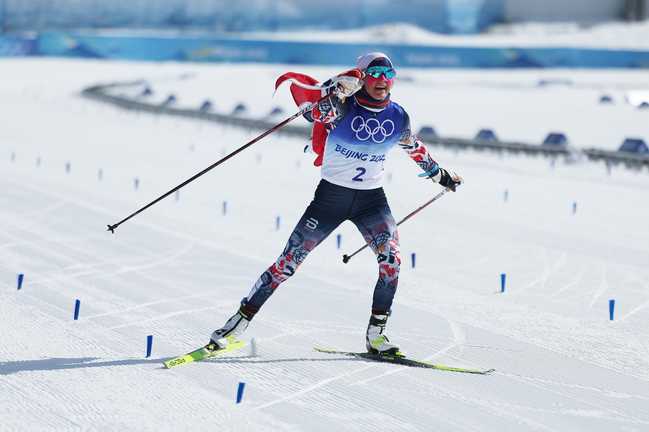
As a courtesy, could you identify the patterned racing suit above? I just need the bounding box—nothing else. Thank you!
[239,92,440,318]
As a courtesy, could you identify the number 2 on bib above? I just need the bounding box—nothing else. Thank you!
[352,167,366,182]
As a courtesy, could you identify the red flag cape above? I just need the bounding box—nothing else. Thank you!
[275,72,328,167]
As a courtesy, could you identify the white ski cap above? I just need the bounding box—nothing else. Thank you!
[356,52,393,71]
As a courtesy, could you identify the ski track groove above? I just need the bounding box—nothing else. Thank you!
[0,224,86,268]
[619,298,649,322]
[0,175,274,275]
[10,267,212,327]
[497,372,649,426]
[0,221,194,288]
[550,266,585,299]
[253,361,391,411]
[107,304,230,330]
[519,250,567,295]
[423,379,562,432]
[83,292,219,320]
[400,292,649,383]
[588,263,609,308]
[1,379,82,429]
[496,372,649,403]
[617,276,649,322]
[0,200,69,251]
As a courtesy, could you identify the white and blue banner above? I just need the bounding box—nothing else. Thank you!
[2,32,649,69]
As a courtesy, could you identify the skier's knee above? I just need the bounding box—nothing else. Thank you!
[271,251,300,279]
[275,230,311,279]
[378,249,400,278]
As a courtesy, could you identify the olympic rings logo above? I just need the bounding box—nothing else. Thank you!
[350,116,395,143]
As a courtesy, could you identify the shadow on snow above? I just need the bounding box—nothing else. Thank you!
[0,355,360,374]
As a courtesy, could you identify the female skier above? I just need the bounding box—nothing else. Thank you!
[209,52,462,355]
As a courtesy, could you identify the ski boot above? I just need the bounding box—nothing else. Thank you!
[209,309,251,350]
[365,313,401,356]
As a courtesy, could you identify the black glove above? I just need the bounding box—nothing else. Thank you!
[307,95,338,124]
[438,168,463,192]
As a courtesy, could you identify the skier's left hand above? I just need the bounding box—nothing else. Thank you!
[419,166,463,191]
[438,168,463,192]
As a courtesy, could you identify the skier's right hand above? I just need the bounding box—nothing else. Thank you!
[332,69,364,99]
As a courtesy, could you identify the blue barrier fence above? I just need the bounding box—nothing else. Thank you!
[0,34,36,56]
[2,32,649,68]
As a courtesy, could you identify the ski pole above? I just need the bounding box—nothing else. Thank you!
[342,187,451,264]
[107,95,328,234]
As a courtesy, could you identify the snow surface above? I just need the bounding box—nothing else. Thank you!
[240,21,649,50]
[2,58,649,431]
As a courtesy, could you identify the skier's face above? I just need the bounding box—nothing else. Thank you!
[364,73,394,100]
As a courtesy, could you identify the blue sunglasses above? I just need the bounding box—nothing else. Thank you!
[366,66,396,79]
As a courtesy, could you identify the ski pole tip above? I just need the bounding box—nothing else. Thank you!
[342,254,350,264]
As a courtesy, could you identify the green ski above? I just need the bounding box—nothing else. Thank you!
[164,337,245,369]
[314,347,494,375]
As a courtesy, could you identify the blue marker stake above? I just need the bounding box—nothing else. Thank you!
[65,162,71,174]
[73,299,81,320]
[411,253,416,269]
[222,201,227,215]
[500,273,506,293]
[609,299,615,321]
[504,189,509,202]
[275,216,281,231]
[98,169,103,181]
[336,234,342,249]
[236,382,246,404]
[17,273,24,290]
[146,335,153,358]
[134,178,139,190]
[572,201,577,215]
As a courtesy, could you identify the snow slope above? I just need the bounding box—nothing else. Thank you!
[1,58,649,431]
[242,21,649,50]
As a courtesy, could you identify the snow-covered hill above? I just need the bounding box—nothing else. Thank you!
[1,58,649,431]
[244,21,649,49]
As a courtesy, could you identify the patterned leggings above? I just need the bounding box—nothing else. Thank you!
[240,179,400,318]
